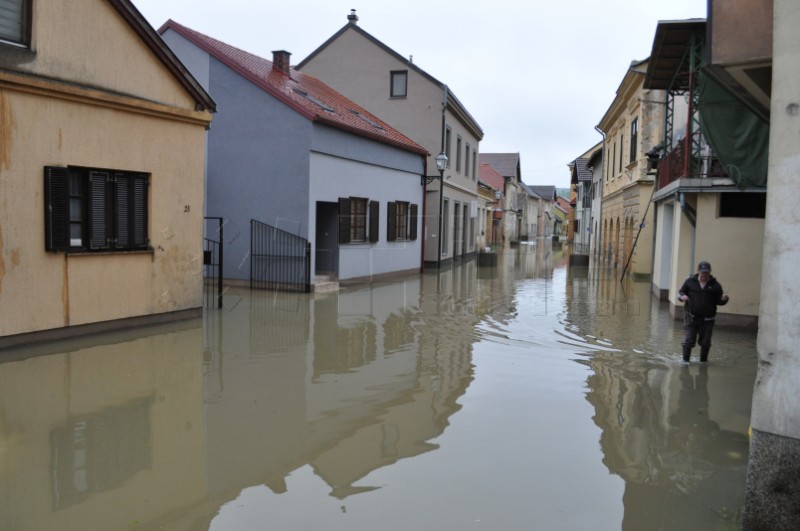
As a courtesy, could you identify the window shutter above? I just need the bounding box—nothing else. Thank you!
[115,173,130,248]
[410,203,418,241]
[88,172,111,249]
[132,174,148,248]
[44,167,70,252]
[369,200,379,243]
[387,201,397,242]
[0,0,25,44]
[338,197,351,244]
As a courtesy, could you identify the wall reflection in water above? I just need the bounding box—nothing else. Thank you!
[201,261,483,510]
[566,262,754,530]
[0,323,206,531]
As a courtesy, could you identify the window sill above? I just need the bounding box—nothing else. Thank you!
[65,248,154,257]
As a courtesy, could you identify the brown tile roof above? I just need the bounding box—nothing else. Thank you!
[570,158,592,183]
[478,164,504,192]
[159,20,428,156]
[478,153,520,179]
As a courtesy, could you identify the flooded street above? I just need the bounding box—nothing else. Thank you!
[0,244,757,530]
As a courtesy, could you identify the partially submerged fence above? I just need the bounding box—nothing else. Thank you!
[250,220,311,293]
[204,217,224,308]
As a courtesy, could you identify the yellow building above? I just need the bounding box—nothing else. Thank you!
[597,59,664,278]
[0,0,215,347]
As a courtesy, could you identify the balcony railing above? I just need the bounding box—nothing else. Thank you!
[658,135,728,189]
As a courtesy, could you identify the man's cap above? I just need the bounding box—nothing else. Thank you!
[698,261,711,272]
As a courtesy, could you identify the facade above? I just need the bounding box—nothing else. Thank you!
[569,142,601,252]
[0,0,215,348]
[645,20,765,326]
[479,153,524,244]
[519,184,542,243]
[597,59,663,279]
[553,198,569,240]
[297,11,483,266]
[478,164,505,248]
[161,21,427,285]
[587,148,605,257]
[528,186,557,238]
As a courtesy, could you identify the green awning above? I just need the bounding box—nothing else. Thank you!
[698,74,769,188]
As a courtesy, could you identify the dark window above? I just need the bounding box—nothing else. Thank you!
[387,201,418,241]
[390,70,408,98]
[611,142,616,178]
[445,126,452,168]
[472,151,477,181]
[465,144,471,177]
[339,197,378,243]
[0,0,31,47]
[45,166,149,253]
[456,136,462,173]
[619,134,624,172]
[719,193,766,218]
[630,118,638,162]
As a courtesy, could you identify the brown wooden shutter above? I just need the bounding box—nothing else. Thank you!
[338,197,351,244]
[132,174,148,248]
[387,201,397,242]
[410,203,418,241]
[369,200,379,243]
[89,171,111,249]
[44,167,70,252]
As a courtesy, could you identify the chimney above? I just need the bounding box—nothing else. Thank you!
[272,50,291,76]
[347,9,358,24]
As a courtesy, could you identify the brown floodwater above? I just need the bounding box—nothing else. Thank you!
[0,243,756,530]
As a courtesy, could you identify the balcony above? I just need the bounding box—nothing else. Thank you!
[657,134,728,189]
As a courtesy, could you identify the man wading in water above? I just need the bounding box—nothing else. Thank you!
[678,261,729,363]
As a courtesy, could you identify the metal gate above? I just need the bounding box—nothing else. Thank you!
[250,219,311,293]
[204,217,224,308]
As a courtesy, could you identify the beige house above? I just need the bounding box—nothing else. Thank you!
[297,10,483,266]
[597,59,664,279]
[0,0,215,348]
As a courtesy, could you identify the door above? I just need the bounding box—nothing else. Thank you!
[315,202,339,277]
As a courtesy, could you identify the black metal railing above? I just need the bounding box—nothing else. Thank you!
[250,219,311,293]
[204,217,224,308]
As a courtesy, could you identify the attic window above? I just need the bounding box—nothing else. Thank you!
[293,88,335,113]
[348,109,384,130]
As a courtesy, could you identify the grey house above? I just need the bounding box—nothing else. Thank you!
[160,21,428,284]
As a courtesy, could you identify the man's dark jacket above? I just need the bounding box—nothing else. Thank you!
[679,274,727,319]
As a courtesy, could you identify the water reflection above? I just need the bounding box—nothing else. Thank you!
[566,262,755,530]
[0,243,757,530]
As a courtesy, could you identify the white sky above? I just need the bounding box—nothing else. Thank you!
[132,0,705,187]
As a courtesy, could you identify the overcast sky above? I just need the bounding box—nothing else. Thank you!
[132,0,705,187]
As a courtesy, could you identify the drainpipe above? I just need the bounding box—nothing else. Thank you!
[438,84,448,266]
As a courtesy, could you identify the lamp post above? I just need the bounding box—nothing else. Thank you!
[422,152,448,266]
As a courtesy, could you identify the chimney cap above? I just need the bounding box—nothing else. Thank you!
[347,9,358,24]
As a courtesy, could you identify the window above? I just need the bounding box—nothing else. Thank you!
[339,197,378,243]
[387,201,418,241]
[445,126,452,168]
[630,118,638,162]
[0,0,30,47]
[465,144,471,177]
[619,134,624,173]
[719,193,766,218]
[456,136,462,173]
[45,166,149,252]
[472,151,477,181]
[611,142,616,178]
[390,70,408,98]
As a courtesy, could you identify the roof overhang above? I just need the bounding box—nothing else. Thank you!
[644,19,706,91]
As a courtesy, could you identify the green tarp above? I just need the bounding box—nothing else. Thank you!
[698,74,769,188]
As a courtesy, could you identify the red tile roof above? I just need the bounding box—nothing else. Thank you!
[159,20,428,157]
[478,163,505,192]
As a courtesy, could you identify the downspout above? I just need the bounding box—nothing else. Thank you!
[438,84,448,266]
